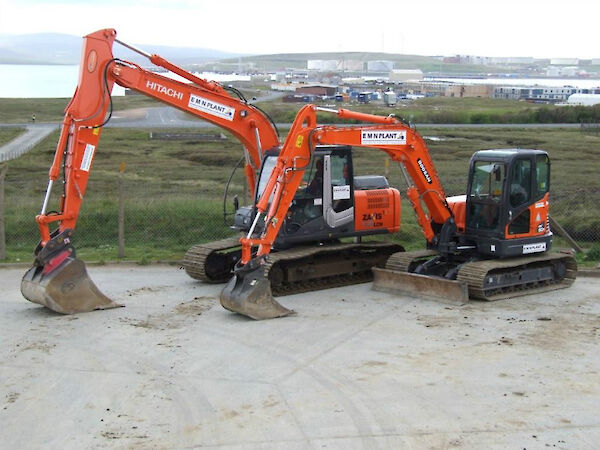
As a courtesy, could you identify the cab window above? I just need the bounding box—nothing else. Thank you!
[330,153,352,213]
[469,161,505,200]
[536,154,549,197]
[509,159,532,207]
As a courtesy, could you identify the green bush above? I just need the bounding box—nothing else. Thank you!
[586,244,600,261]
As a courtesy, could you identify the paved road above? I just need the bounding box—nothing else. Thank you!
[0,107,582,162]
[1,264,599,448]
[0,124,58,162]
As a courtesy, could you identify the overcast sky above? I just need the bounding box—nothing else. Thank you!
[1,0,598,59]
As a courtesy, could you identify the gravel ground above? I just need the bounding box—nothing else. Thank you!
[1,264,599,449]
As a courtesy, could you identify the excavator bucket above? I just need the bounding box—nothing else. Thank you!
[220,260,293,320]
[372,268,469,305]
[21,252,120,314]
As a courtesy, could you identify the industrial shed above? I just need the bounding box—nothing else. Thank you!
[567,93,600,106]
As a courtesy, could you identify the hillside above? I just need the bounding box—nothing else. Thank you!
[1,32,506,74]
[0,32,244,65]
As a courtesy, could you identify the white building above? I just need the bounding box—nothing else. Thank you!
[307,60,339,71]
[367,60,394,72]
[389,69,424,83]
[550,58,579,65]
[567,94,600,106]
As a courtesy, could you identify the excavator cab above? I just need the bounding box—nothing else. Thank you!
[234,146,400,247]
[464,149,552,257]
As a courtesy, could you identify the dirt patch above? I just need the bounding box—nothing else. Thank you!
[126,286,172,297]
[120,296,217,330]
[173,296,215,316]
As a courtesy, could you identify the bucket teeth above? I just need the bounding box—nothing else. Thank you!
[220,259,293,320]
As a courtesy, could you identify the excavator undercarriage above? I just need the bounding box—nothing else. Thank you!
[373,249,577,304]
[185,237,403,319]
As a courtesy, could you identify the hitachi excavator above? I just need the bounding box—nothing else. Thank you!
[21,28,576,319]
[20,28,281,313]
[219,104,576,318]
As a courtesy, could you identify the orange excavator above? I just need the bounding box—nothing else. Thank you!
[219,104,576,318]
[20,28,282,313]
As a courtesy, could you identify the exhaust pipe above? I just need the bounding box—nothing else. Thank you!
[21,230,120,314]
[220,256,293,320]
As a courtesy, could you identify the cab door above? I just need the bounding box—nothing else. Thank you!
[322,151,354,228]
[505,154,550,239]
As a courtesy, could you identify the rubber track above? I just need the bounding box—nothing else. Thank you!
[456,252,577,301]
[263,242,403,296]
[385,250,577,301]
[385,249,438,272]
[183,236,242,282]
[184,238,403,295]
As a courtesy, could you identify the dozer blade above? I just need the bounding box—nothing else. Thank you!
[220,259,293,320]
[372,267,469,305]
[21,253,121,314]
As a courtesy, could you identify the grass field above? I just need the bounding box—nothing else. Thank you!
[1,97,599,265]
[0,127,24,146]
[3,93,599,126]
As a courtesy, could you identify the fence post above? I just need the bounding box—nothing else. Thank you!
[0,164,7,260]
[118,162,126,258]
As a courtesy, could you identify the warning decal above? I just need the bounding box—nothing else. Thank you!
[80,144,95,172]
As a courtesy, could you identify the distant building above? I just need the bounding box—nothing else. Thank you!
[567,94,600,106]
[546,66,581,77]
[282,94,317,103]
[488,56,535,65]
[367,60,394,72]
[444,54,535,66]
[446,84,494,98]
[550,58,579,66]
[339,60,363,72]
[307,60,338,71]
[270,83,298,92]
[389,69,423,83]
[494,86,585,102]
[307,59,364,72]
[295,84,337,96]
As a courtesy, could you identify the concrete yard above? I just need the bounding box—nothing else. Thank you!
[1,264,599,449]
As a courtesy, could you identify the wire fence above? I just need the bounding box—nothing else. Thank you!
[1,179,599,263]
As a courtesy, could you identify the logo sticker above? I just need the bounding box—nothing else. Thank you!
[417,158,433,184]
[147,80,183,100]
[523,242,546,254]
[333,185,351,200]
[361,130,406,145]
[189,94,235,121]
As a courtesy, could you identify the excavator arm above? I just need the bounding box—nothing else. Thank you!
[38,28,278,243]
[22,28,280,313]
